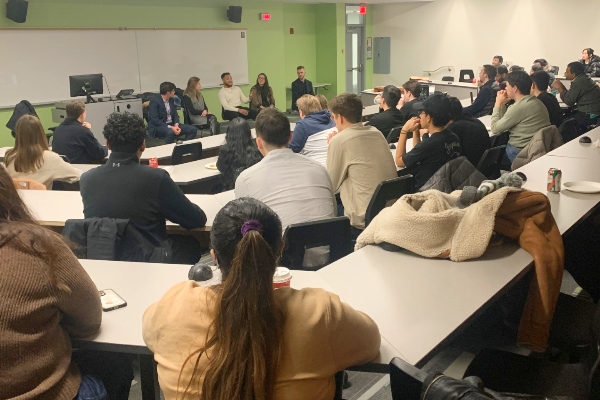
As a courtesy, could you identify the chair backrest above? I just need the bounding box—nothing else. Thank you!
[559,118,582,143]
[386,126,402,143]
[13,178,46,190]
[171,142,203,165]
[280,216,352,270]
[301,128,334,165]
[389,357,427,400]
[365,175,416,227]
[441,76,455,82]
[59,154,70,163]
[459,69,475,83]
[475,145,506,179]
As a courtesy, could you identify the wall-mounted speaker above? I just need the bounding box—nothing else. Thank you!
[6,0,28,23]
[227,6,242,23]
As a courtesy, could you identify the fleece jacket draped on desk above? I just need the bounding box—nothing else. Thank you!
[356,188,564,351]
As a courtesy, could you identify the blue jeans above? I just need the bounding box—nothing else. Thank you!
[75,375,106,400]
[505,143,521,163]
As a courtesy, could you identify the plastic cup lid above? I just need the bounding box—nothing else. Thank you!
[273,267,292,282]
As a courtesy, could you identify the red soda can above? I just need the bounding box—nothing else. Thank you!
[149,157,158,168]
[547,168,561,192]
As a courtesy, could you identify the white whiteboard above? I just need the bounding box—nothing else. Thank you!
[0,29,249,108]
[136,30,249,92]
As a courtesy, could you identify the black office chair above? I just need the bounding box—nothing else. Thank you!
[365,175,416,227]
[389,357,427,400]
[475,145,506,179]
[279,216,352,271]
[58,155,70,163]
[171,142,202,166]
[459,69,475,83]
[462,301,600,400]
[441,76,455,82]
[386,126,403,143]
[182,106,212,137]
[559,118,582,143]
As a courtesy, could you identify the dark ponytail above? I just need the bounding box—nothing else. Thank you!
[179,198,283,400]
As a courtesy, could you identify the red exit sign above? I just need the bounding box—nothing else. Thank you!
[359,5,367,14]
[260,13,271,21]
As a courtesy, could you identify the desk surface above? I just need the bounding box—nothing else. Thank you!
[80,259,401,364]
[363,104,380,117]
[19,190,224,230]
[547,126,600,159]
[317,243,533,366]
[73,156,220,185]
[514,154,600,235]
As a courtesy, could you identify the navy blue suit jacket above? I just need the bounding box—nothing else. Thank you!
[148,95,180,135]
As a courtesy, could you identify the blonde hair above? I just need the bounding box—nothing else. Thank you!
[5,115,49,173]
[315,94,328,110]
[296,95,321,116]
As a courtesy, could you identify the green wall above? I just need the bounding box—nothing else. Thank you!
[0,1,370,146]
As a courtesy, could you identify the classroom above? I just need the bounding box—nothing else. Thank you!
[2,0,600,399]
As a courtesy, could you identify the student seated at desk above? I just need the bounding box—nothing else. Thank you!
[291,65,314,111]
[0,165,133,400]
[397,80,422,120]
[531,71,564,128]
[142,197,380,400]
[316,93,329,110]
[492,55,503,67]
[395,94,462,190]
[218,72,258,121]
[235,108,336,229]
[148,82,198,144]
[327,93,397,232]
[552,61,600,127]
[5,115,81,189]
[496,65,508,85]
[365,85,405,136]
[51,100,108,164]
[80,112,207,264]
[580,48,600,77]
[182,76,218,135]
[491,71,550,163]
[249,73,276,112]
[289,94,336,159]
[463,65,499,118]
[448,97,490,168]
[216,118,262,191]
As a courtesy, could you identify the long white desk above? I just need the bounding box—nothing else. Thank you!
[546,126,600,159]
[74,156,221,188]
[363,104,380,117]
[79,260,401,399]
[19,190,224,231]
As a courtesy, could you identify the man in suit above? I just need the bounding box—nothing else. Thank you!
[148,82,197,144]
[52,100,108,164]
[291,66,314,111]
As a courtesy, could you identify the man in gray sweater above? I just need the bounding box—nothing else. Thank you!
[491,71,550,163]
[552,61,600,127]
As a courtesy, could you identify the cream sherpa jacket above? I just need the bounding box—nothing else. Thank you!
[356,187,519,261]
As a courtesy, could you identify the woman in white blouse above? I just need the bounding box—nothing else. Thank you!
[4,115,81,189]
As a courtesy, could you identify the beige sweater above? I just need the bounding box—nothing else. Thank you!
[143,281,381,400]
[4,150,81,189]
[0,228,102,399]
[326,123,398,229]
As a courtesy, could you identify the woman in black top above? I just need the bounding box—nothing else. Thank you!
[249,73,275,111]
[216,118,262,190]
[182,77,218,135]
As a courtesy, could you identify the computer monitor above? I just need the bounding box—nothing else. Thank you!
[69,74,103,103]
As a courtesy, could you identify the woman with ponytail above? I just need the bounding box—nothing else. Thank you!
[143,198,380,400]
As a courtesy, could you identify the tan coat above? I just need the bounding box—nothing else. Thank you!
[511,125,563,170]
[249,85,276,110]
[142,281,380,400]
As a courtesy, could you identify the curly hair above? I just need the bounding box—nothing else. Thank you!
[103,112,146,153]
[216,118,262,190]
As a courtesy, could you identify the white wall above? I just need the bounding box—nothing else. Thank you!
[372,0,600,87]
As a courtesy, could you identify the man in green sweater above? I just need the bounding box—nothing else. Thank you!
[491,70,550,163]
[552,61,600,128]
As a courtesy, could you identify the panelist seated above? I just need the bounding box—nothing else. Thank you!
[218,72,259,121]
[148,82,198,144]
[52,100,108,164]
[80,112,207,264]
[5,115,81,189]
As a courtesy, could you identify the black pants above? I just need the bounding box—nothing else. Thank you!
[222,107,259,121]
[572,111,599,131]
[169,234,205,265]
[72,350,134,400]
